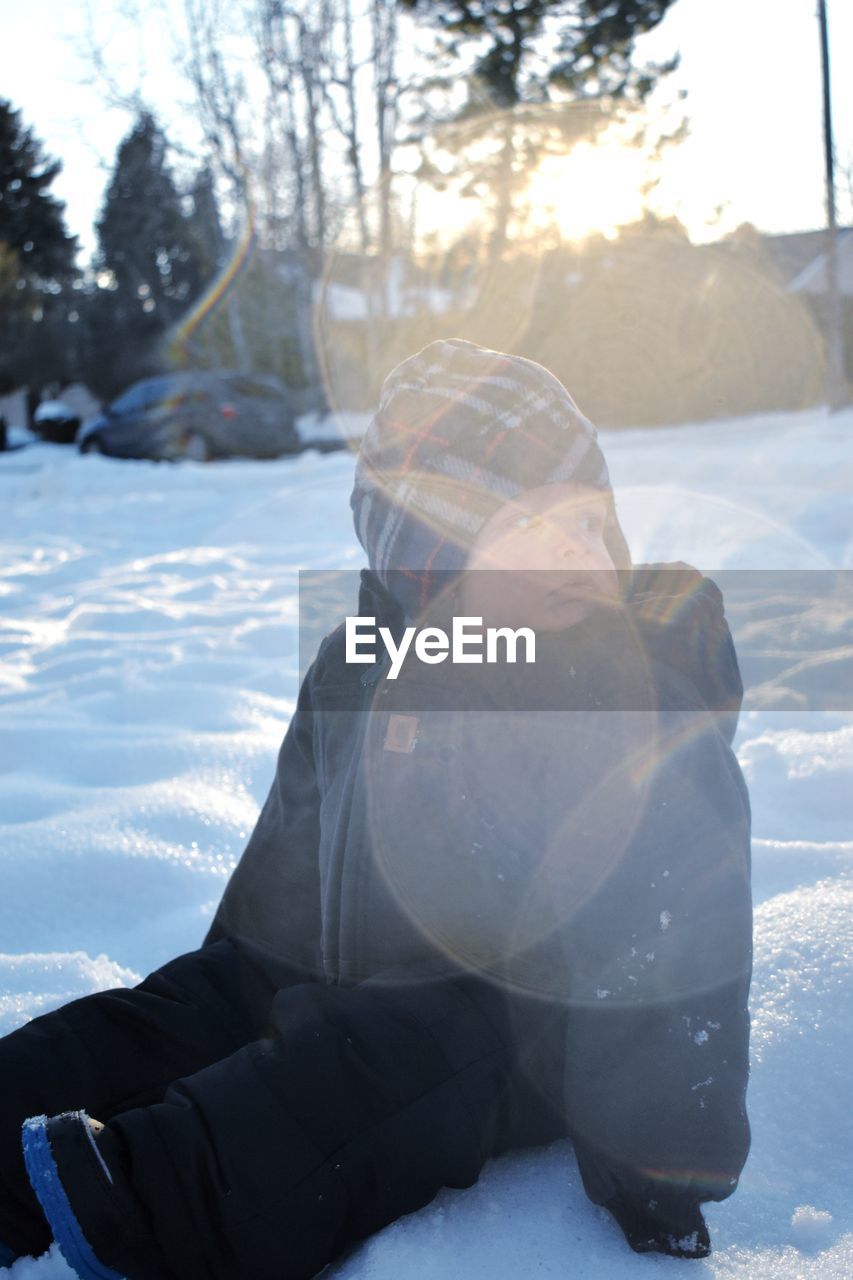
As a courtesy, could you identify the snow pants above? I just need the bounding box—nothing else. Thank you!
[0,938,570,1279]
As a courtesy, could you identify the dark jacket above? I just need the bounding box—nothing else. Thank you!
[205,563,752,1229]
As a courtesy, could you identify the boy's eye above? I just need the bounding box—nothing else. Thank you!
[509,510,604,535]
[579,513,604,534]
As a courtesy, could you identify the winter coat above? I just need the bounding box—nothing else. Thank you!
[205,563,753,1223]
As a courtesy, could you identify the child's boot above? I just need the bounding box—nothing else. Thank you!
[21,1111,164,1280]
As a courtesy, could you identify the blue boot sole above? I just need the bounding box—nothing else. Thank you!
[21,1114,123,1280]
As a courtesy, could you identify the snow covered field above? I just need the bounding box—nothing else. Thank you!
[1,406,852,1277]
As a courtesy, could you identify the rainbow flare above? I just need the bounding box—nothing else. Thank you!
[169,167,258,366]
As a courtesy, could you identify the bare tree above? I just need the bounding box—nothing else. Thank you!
[76,0,411,383]
[320,0,371,255]
[251,1,340,385]
[179,0,254,369]
[372,0,400,257]
[255,3,312,253]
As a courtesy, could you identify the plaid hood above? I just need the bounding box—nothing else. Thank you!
[350,339,631,621]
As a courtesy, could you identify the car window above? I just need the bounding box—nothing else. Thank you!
[225,375,285,400]
[110,378,176,413]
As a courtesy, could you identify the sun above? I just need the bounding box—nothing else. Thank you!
[524,136,652,242]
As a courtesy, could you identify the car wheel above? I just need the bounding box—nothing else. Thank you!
[184,432,210,462]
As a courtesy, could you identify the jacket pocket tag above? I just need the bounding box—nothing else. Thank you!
[384,713,420,753]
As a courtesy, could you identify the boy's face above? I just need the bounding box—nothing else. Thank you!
[460,483,620,631]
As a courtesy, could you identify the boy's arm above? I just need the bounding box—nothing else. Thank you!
[628,563,743,745]
[203,655,323,979]
[563,571,752,1257]
[567,974,751,1258]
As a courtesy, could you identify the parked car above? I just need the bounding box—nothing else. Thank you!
[77,371,304,461]
[33,399,81,444]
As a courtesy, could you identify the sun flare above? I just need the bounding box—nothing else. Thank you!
[525,138,651,242]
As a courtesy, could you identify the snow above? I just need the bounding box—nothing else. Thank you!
[296,408,367,447]
[790,1206,836,1254]
[31,403,74,425]
[317,254,457,321]
[1,404,852,1277]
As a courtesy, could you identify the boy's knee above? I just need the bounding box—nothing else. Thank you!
[261,978,513,1153]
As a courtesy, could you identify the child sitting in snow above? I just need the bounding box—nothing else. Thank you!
[0,340,752,1279]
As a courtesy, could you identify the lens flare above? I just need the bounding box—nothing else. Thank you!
[169,166,258,366]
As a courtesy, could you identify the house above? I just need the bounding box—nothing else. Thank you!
[787,228,853,297]
[758,227,853,390]
[317,250,463,322]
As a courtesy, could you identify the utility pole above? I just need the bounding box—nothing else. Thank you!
[818,0,847,410]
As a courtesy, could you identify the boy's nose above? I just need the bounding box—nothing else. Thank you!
[557,534,590,560]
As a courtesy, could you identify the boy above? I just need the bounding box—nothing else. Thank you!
[0,340,752,1278]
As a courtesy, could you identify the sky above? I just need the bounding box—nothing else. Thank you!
[1,0,851,263]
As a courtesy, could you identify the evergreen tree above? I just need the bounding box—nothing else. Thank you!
[0,100,79,397]
[186,165,225,285]
[400,1,678,108]
[0,99,77,286]
[83,112,211,397]
[399,2,680,271]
